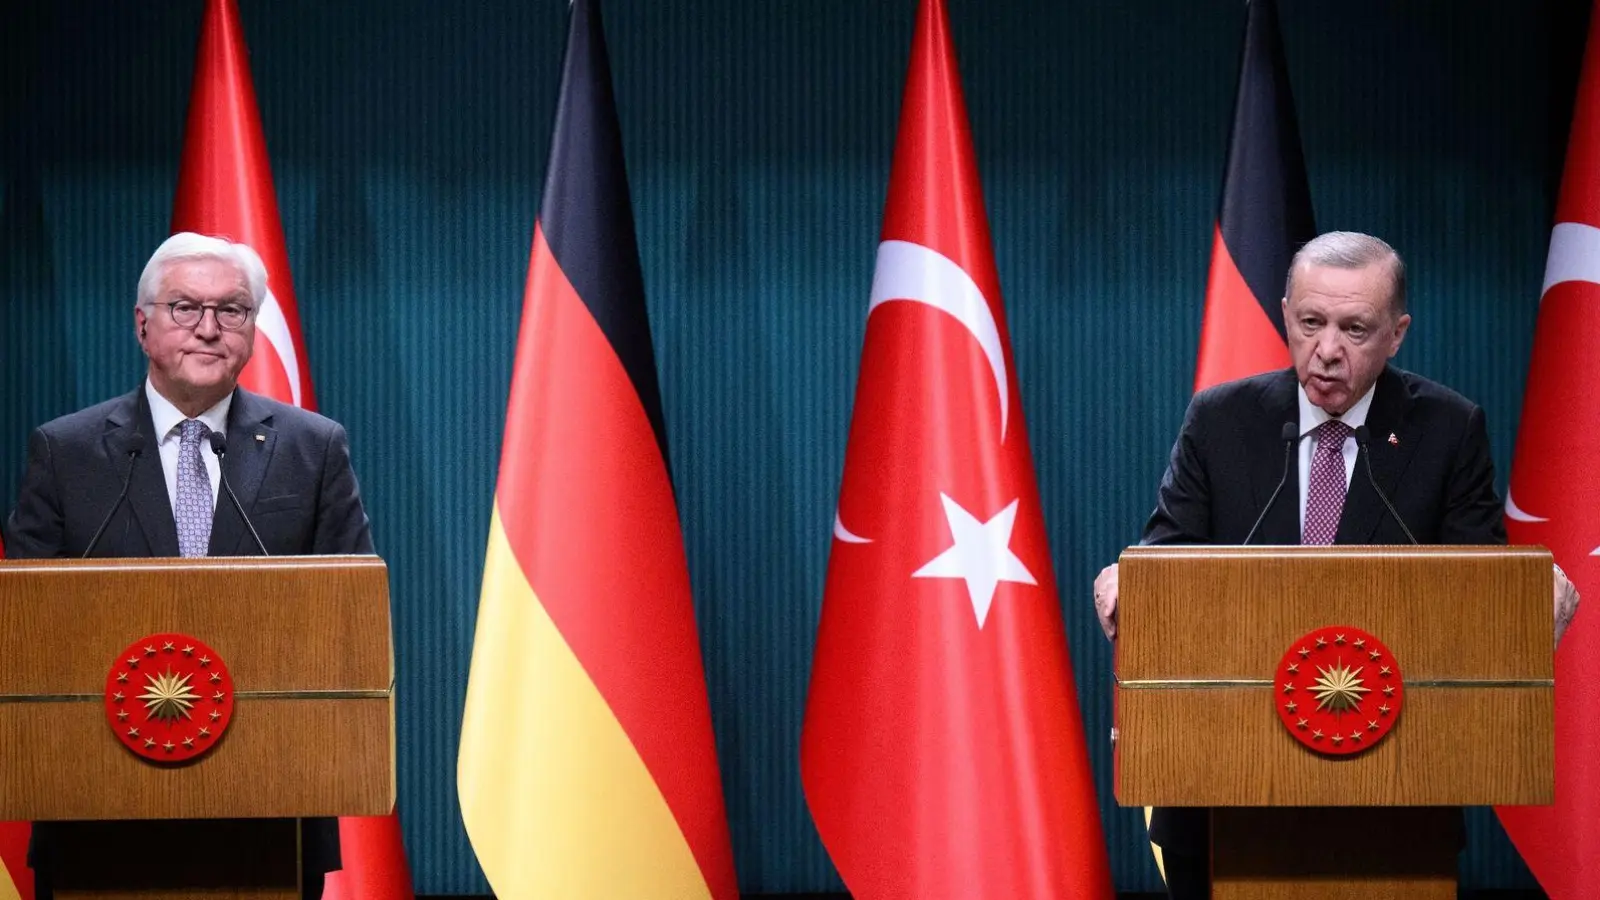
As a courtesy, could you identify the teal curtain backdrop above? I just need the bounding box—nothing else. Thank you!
[0,0,1584,894]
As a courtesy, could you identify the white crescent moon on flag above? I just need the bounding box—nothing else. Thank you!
[867,239,1010,441]
[832,240,1011,546]
[1523,221,1598,549]
[254,288,303,408]
[1504,491,1549,523]
[833,513,872,544]
[1541,222,1600,296]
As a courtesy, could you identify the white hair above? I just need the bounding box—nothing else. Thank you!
[136,232,269,309]
[1287,231,1407,316]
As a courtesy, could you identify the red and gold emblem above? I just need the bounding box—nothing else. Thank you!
[1275,626,1403,756]
[104,633,234,762]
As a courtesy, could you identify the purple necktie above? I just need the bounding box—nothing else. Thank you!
[1303,419,1353,545]
[175,419,213,558]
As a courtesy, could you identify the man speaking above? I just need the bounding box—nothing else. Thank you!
[2,231,372,899]
[1092,231,1580,899]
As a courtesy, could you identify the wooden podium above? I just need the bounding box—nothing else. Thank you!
[0,556,395,899]
[1114,546,1554,900]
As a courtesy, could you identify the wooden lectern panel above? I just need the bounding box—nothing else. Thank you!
[0,557,394,821]
[1114,546,1553,808]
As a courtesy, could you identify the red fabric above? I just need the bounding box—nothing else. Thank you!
[170,4,412,894]
[1194,226,1291,392]
[171,0,314,409]
[799,2,1112,897]
[321,812,415,900]
[1492,6,1600,892]
[490,227,738,895]
[0,540,30,900]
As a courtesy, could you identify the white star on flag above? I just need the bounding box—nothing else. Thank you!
[912,493,1037,628]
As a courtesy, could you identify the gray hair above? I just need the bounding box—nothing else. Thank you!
[136,232,268,309]
[1286,231,1407,316]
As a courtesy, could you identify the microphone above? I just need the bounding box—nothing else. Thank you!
[1243,422,1301,545]
[83,435,144,558]
[206,431,269,556]
[1353,426,1418,545]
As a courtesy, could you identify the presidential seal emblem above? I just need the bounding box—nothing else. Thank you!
[105,633,235,762]
[1274,626,1403,756]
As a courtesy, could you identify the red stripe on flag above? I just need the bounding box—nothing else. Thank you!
[492,225,736,896]
[1194,224,1291,393]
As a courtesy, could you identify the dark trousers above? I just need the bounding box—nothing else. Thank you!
[34,870,324,900]
[30,817,337,900]
[1150,806,1209,900]
[1160,848,1211,900]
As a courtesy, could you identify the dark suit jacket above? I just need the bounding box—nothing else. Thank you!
[1139,365,1505,852]
[2,384,373,883]
[4,385,372,559]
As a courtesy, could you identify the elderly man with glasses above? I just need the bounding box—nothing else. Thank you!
[2,231,373,900]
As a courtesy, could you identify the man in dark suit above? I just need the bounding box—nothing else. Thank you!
[2,232,370,899]
[1091,231,1580,899]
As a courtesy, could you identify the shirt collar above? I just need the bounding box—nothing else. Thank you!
[145,378,232,443]
[1297,379,1376,437]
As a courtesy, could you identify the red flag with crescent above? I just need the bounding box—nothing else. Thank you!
[171,3,413,896]
[799,1,1112,896]
[1493,3,1600,892]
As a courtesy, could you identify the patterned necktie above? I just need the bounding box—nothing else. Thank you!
[175,419,213,558]
[1303,419,1353,545]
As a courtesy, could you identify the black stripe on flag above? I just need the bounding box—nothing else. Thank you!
[1218,0,1316,336]
[539,0,671,462]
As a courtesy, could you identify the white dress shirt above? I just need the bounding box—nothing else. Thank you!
[1296,383,1376,536]
[145,378,230,513]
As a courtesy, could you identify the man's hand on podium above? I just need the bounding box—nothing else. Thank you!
[1094,563,1118,640]
[1554,563,1580,649]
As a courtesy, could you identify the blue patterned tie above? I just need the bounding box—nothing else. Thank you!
[1303,419,1353,545]
[175,419,213,557]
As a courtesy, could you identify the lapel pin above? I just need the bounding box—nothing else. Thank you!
[254,433,266,443]
[1387,432,1399,446]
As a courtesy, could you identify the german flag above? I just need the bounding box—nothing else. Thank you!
[1192,0,1315,393]
[456,1,738,896]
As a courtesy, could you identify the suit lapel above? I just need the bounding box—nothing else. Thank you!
[108,388,180,558]
[1251,370,1302,545]
[1336,366,1420,544]
[209,389,277,556]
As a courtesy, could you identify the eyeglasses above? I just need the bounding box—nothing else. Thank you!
[149,300,255,331]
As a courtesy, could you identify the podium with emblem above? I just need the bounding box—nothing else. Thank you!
[0,555,394,899]
[1114,545,1554,900]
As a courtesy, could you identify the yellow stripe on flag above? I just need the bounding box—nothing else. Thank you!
[459,507,711,900]
[0,866,20,900]
[1144,806,1166,883]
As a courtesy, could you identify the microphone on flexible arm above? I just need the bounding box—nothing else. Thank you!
[1242,422,1302,545]
[83,434,144,558]
[1353,425,1418,545]
[206,431,269,556]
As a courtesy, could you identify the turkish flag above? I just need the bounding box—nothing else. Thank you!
[171,3,413,896]
[172,0,313,409]
[1491,3,1600,893]
[798,1,1112,896]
